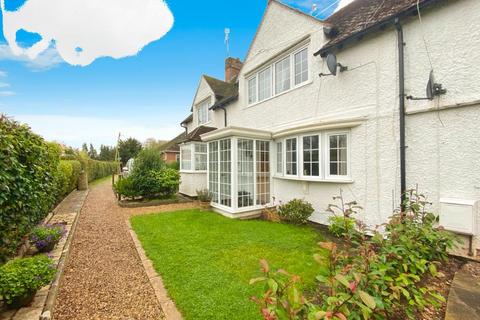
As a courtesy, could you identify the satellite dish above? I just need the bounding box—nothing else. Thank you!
[326,53,338,76]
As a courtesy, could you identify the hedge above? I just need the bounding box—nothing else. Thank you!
[55,160,82,201]
[85,159,118,182]
[0,116,60,263]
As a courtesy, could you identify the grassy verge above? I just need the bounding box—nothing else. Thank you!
[131,210,323,320]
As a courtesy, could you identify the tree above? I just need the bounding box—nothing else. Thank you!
[98,145,116,161]
[88,143,98,159]
[118,137,142,165]
[81,143,88,153]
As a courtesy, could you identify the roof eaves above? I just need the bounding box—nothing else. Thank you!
[314,0,443,57]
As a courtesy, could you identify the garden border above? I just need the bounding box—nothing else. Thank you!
[125,219,182,320]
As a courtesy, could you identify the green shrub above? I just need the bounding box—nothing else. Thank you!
[132,148,165,176]
[277,199,314,225]
[113,177,139,199]
[0,116,60,263]
[114,150,179,199]
[0,255,56,306]
[251,190,455,319]
[29,223,66,252]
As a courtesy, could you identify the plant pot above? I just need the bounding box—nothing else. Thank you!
[37,242,56,253]
[6,291,36,309]
[199,201,211,210]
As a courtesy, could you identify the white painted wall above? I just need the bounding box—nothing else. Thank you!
[180,172,207,197]
[205,0,480,253]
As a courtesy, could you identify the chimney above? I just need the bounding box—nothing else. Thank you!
[225,57,242,83]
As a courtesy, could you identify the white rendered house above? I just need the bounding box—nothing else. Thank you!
[179,0,480,256]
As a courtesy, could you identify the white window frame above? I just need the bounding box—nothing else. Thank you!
[197,98,211,126]
[285,137,298,177]
[247,77,257,104]
[275,130,351,182]
[245,44,310,107]
[180,142,208,173]
[325,131,350,181]
[276,141,283,174]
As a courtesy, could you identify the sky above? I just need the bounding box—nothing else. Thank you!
[0,0,352,149]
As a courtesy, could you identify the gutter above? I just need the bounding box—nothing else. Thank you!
[314,0,442,57]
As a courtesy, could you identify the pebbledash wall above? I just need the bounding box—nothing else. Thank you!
[202,1,480,250]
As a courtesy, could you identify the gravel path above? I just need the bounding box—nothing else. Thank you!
[53,180,178,320]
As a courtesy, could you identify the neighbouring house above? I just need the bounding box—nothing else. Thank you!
[160,131,186,164]
[179,0,480,256]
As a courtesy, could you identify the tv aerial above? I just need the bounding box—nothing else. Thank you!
[406,70,447,100]
[319,53,348,77]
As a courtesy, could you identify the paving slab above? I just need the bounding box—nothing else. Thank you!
[445,262,480,320]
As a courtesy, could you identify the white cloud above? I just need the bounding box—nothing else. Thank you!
[0,44,63,70]
[0,82,10,88]
[13,114,183,148]
[0,90,15,96]
[1,0,174,67]
[0,70,6,77]
[334,0,355,12]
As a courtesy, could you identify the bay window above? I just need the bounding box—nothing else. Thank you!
[180,144,192,171]
[303,135,319,176]
[276,142,283,174]
[276,131,350,181]
[327,133,348,178]
[285,138,297,176]
[246,45,309,106]
[208,138,271,210]
[180,143,207,172]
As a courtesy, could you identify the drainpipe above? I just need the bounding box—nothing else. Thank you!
[220,106,228,127]
[181,123,188,135]
[395,18,407,210]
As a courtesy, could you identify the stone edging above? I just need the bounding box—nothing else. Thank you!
[39,190,89,320]
[125,219,182,320]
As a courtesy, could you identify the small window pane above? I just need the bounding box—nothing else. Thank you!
[286,138,297,175]
[194,143,207,171]
[258,67,272,101]
[328,134,348,177]
[275,56,291,94]
[180,145,192,171]
[294,48,308,85]
[248,77,257,104]
[276,142,283,174]
[303,135,319,177]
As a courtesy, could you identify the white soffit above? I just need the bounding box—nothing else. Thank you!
[200,126,272,142]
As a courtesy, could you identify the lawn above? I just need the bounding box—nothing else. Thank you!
[130,209,324,320]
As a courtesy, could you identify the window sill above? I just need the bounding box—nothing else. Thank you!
[273,175,353,184]
[180,170,207,174]
[244,80,313,110]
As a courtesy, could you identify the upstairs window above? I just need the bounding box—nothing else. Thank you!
[197,98,210,125]
[294,48,308,85]
[258,67,272,102]
[275,56,291,94]
[248,77,257,104]
[246,44,309,106]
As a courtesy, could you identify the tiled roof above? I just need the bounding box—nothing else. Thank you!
[317,0,446,55]
[179,126,217,143]
[180,114,193,125]
[160,131,186,153]
[203,75,238,102]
